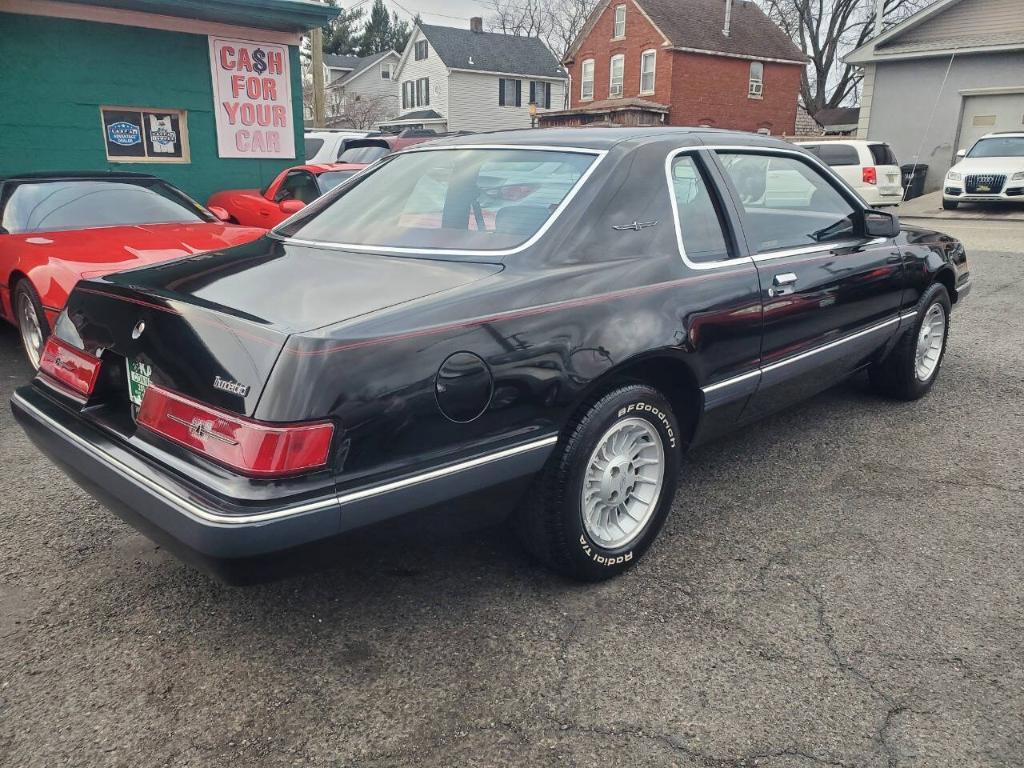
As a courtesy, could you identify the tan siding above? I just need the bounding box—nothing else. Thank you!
[900,0,1024,43]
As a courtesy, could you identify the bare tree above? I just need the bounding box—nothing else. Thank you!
[757,0,937,114]
[484,0,598,60]
[326,92,398,130]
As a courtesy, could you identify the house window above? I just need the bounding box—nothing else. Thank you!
[640,50,655,94]
[414,40,428,60]
[416,77,430,107]
[609,54,624,98]
[613,4,626,38]
[580,59,595,101]
[380,63,392,80]
[748,61,764,99]
[402,80,415,109]
[529,81,552,109]
[499,78,521,107]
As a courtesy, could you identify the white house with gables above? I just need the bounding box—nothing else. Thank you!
[384,19,568,133]
[321,51,402,128]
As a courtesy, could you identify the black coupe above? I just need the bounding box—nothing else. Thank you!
[12,128,971,582]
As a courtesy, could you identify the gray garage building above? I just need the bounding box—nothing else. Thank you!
[847,0,1024,192]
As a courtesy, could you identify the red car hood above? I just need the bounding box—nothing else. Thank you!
[9,222,265,278]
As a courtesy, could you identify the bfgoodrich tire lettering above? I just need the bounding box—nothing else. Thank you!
[516,384,682,581]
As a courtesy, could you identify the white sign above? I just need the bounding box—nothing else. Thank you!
[209,36,295,159]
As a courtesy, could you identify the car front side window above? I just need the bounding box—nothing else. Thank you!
[276,171,320,204]
[717,152,859,253]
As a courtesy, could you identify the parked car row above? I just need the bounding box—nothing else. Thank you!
[7,127,970,585]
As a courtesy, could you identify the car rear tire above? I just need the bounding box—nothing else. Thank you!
[516,384,681,581]
[14,280,49,370]
[869,283,951,401]
[942,199,959,210]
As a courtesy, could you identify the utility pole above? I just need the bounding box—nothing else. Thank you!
[874,0,885,38]
[311,25,326,128]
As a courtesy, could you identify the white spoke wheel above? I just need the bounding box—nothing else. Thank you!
[514,384,682,582]
[581,418,665,549]
[14,282,48,370]
[869,283,951,401]
[914,303,946,382]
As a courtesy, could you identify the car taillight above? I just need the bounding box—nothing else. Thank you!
[38,337,101,397]
[137,385,334,477]
[863,166,877,185]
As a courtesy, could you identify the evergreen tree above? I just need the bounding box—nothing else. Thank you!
[360,0,392,55]
[321,0,364,55]
[387,12,412,53]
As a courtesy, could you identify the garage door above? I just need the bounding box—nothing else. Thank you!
[957,92,1024,153]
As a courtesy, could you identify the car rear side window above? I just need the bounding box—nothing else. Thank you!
[304,137,325,158]
[669,155,732,263]
[802,144,860,167]
[868,143,897,165]
[717,152,858,253]
[276,148,598,253]
[0,179,208,234]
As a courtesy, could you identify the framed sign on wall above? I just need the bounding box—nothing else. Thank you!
[208,36,295,159]
[100,106,190,163]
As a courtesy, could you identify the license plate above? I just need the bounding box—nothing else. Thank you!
[127,359,152,406]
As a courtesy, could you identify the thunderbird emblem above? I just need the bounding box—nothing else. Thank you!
[613,220,658,231]
[167,414,238,445]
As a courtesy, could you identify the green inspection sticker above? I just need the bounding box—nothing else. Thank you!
[127,359,152,406]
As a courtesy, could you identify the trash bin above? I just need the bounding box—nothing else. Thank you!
[901,163,928,200]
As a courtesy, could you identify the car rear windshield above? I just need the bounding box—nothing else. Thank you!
[0,178,210,234]
[304,137,325,157]
[276,147,597,253]
[868,143,898,165]
[967,137,1024,158]
[339,142,391,163]
[317,169,358,192]
[802,144,860,167]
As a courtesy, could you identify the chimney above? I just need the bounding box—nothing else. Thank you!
[470,16,483,32]
[722,0,732,37]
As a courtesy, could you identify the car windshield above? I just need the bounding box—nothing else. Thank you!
[967,137,1024,158]
[1,178,210,234]
[317,170,359,192]
[277,148,597,252]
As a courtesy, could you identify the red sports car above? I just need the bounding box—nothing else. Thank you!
[206,162,367,227]
[0,171,264,368]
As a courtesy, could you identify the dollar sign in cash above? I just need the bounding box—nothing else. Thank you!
[252,48,268,75]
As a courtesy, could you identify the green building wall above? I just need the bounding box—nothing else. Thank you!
[0,13,305,202]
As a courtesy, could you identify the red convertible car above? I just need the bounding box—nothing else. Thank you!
[0,171,264,368]
[206,162,367,228]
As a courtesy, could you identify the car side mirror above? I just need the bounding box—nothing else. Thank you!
[279,199,305,215]
[956,148,967,160]
[207,205,231,222]
[863,208,900,238]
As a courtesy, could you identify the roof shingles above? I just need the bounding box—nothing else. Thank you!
[418,23,567,79]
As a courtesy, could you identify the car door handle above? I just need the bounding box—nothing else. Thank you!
[769,273,797,298]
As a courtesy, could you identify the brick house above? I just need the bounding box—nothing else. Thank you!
[547,0,805,134]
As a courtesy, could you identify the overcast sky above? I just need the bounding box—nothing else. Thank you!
[351,0,492,27]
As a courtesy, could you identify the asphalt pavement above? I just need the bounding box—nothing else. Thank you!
[1,220,1022,767]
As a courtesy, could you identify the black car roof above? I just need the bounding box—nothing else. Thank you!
[416,126,796,152]
[0,170,160,183]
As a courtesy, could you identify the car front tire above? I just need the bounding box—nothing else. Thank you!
[13,280,49,370]
[870,283,951,401]
[942,199,959,210]
[516,384,682,581]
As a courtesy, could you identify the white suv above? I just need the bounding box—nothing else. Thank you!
[942,132,1024,210]
[796,139,903,207]
[303,129,368,164]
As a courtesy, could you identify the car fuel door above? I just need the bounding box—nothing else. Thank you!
[713,149,904,417]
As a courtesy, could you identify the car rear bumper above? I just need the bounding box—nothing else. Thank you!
[11,385,555,579]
